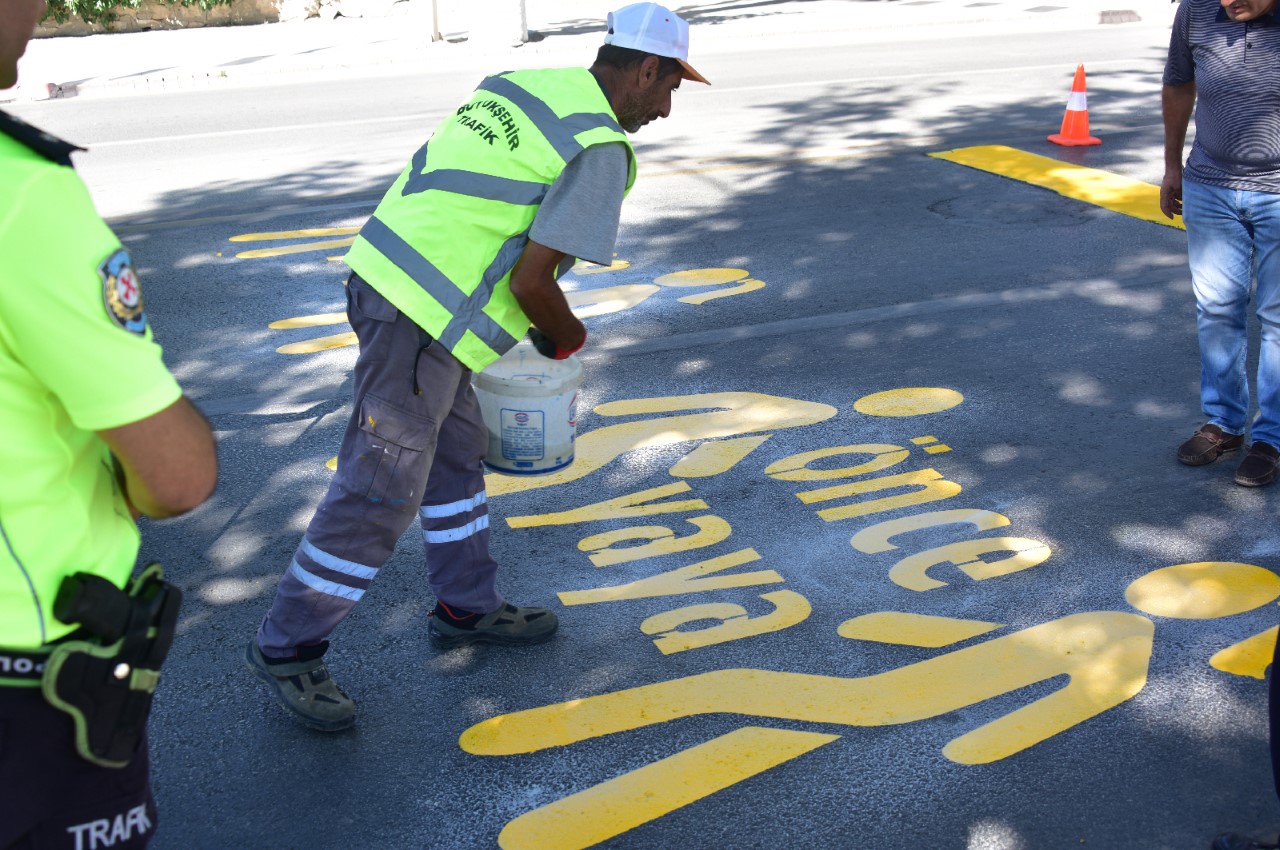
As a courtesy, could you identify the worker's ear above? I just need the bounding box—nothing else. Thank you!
[636,54,661,89]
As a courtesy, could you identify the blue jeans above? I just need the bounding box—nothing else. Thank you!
[1183,177,1280,446]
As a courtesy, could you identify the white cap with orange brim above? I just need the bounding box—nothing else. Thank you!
[603,2,710,85]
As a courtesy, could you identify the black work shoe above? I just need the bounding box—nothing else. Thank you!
[429,602,559,648]
[1235,441,1280,487]
[244,640,356,732]
[1178,423,1245,465]
[1212,833,1280,850]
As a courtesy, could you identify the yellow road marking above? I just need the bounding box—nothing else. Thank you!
[229,227,361,241]
[929,145,1184,230]
[1125,562,1280,619]
[837,612,1002,648]
[269,313,347,330]
[235,237,355,260]
[495,727,839,850]
[571,259,631,275]
[276,331,357,355]
[1210,625,1277,679]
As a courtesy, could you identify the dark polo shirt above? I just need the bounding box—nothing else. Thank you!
[1164,0,1280,194]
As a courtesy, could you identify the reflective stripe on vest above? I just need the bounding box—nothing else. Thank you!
[358,217,522,353]
[476,75,623,162]
[401,142,551,206]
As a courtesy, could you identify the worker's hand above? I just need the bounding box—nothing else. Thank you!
[1160,167,1183,219]
[529,327,585,360]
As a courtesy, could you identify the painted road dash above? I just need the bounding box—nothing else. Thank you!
[929,145,1184,231]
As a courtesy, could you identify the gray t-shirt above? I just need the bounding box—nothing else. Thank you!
[529,141,629,274]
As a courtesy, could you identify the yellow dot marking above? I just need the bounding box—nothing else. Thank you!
[654,268,749,288]
[837,611,1002,648]
[1125,562,1280,619]
[229,227,361,242]
[929,145,1184,231]
[924,444,952,454]
[269,313,348,330]
[911,436,938,445]
[493,727,839,850]
[854,388,964,417]
[276,331,358,355]
[235,238,355,260]
[325,456,338,471]
[1210,626,1278,680]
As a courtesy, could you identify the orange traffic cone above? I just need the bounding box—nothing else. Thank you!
[1048,64,1101,147]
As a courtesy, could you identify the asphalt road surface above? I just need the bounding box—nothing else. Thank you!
[12,12,1280,850]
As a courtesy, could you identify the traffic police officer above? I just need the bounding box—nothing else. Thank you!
[0,0,218,844]
[246,2,708,732]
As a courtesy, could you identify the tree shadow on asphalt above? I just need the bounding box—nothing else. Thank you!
[129,39,1280,850]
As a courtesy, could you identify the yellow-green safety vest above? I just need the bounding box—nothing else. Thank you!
[345,67,636,372]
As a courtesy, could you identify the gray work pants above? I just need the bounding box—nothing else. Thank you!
[257,273,503,656]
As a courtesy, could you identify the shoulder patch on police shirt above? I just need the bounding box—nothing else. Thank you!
[98,249,148,335]
[0,109,83,166]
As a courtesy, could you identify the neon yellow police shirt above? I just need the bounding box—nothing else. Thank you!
[0,130,182,649]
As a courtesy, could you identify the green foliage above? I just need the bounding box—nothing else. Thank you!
[43,0,233,26]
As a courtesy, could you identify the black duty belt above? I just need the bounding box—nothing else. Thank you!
[0,647,50,683]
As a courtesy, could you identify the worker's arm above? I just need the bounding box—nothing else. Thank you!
[509,239,587,358]
[97,396,217,519]
[1160,83,1195,219]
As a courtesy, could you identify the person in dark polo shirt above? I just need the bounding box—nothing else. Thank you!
[1163,4,1280,848]
[1163,0,1280,489]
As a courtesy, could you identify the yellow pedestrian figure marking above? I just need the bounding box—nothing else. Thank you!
[929,145,1184,230]
[461,561,1280,850]
[462,611,1154,764]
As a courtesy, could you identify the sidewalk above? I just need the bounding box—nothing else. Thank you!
[8,0,1171,101]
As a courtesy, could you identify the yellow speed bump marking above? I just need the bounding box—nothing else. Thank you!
[929,145,1184,230]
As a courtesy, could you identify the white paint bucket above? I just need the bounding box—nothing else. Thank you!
[473,342,583,475]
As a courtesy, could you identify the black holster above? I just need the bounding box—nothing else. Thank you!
[41,562,182,768]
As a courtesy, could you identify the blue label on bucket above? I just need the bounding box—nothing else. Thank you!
[499,408,545,460]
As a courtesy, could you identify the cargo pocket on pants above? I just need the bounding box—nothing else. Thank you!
[344,394,436,510]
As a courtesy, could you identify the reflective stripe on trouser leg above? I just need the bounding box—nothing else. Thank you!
[257,274,468,655]
[418,377,503,614]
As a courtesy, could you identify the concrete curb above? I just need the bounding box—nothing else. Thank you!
[6,0,1171,103]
